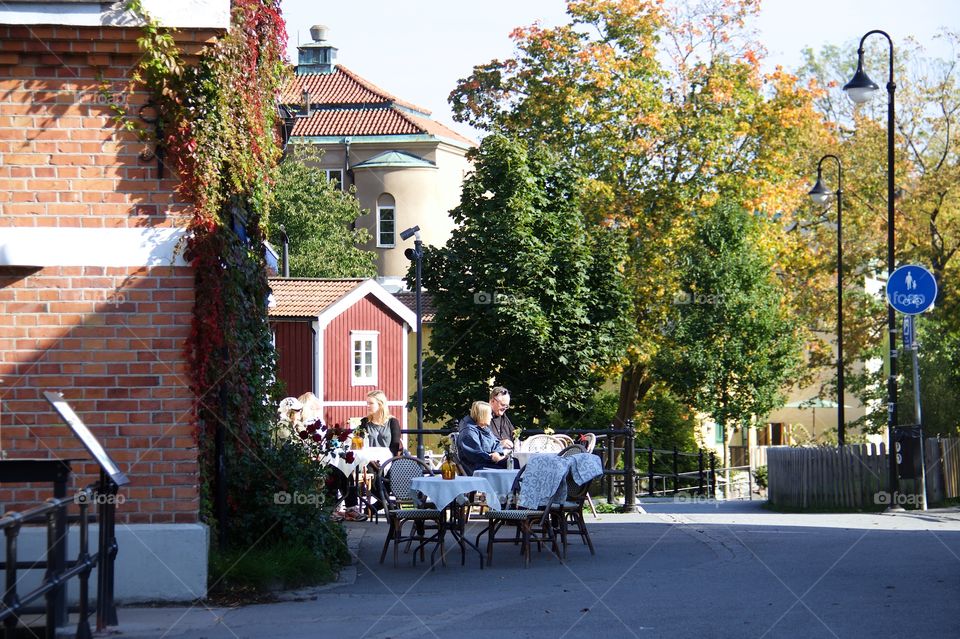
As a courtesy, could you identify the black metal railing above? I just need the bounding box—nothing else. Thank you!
[0,480,120,639]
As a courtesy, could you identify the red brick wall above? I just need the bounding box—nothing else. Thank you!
[0,26,218,523]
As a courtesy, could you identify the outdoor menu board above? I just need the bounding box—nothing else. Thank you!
[43,391,130,486]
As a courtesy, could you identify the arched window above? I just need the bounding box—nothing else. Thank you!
[377,194,396,247]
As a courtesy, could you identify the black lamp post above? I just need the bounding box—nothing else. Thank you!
[808,155,845,447]
[843,30,897,492]
[401,226,424,458]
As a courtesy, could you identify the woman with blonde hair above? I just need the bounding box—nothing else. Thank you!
[457,400,510,474]
[360,390,402,456]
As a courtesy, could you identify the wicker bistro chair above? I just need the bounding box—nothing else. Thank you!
[520,434,565,453]
[553,433,575,448]
[476,465,567,567]
[554,463,597,558]
[377,456,446,567]
[558,444,586,457]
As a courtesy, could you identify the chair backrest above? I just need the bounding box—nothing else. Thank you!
[521,434,564,453]
[553,433,575,448]
[559,444,586,457]
[582,432,597,453]
[378,455,431,511]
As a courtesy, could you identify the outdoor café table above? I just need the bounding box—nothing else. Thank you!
[409,475,489,567]
[473,468,519,508]
[326,446,393,516]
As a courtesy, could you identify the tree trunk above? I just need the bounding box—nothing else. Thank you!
[614,363,653,427]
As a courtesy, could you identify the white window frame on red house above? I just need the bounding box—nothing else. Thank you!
[350,330,378,386]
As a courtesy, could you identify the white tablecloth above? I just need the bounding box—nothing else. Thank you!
[325,446,393,477]
[473,469,519,507]
[409,476,490,511]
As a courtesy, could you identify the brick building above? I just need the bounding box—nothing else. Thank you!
[0,0,230,601]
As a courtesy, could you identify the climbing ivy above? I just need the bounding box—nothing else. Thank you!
[125,0,334,553]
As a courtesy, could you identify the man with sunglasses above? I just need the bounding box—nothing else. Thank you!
[488,386,515,450]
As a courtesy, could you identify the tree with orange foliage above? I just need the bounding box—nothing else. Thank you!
[450,0,829,426]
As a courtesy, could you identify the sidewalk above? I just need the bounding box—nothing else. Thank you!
[109,500,960,639]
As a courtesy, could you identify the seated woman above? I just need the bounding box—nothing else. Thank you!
[360,390,402,456]
[457,401,511,475]
[335,390,402,520]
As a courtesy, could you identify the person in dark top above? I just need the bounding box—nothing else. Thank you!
[359,390,402,456]
[488,386,515,450]
[458,401,511,474]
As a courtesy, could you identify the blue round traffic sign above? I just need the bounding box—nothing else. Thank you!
[887,264,937,315]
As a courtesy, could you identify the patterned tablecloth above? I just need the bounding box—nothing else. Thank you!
[473,469,520,507]
[409,476,492,511]
[325,446,393,477]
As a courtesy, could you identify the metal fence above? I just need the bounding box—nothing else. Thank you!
[0,481,120,639]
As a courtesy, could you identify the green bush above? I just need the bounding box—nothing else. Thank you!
[754,465,768,489]
[217,428,349,591]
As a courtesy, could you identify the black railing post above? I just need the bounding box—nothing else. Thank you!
[698,449,705,496]
[604,428,614,504]
[44,507,62,636]
[76,498,93,639]
[673,447,679,495]
[97,472,119,629]
[622,420,637,513]
[3,519,21,637]
[709,452,717,497]
[647,447,654,497]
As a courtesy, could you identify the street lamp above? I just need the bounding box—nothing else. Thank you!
[843,30,897,492]
[401,225,424,458]
[808,154,845,447]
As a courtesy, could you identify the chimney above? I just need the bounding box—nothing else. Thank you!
[296,24,338,76]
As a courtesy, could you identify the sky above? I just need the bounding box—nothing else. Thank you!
[278,0,959,140]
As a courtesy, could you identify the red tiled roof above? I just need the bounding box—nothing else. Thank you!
[290,106,421,137]
[281,66,430,116]
[393,290,436,323]
[405,111,476,147]
[280,66,475,146]
[268,278,363,317]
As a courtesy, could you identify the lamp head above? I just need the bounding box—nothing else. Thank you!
[399,226,420,241]
[843,54,879,104]
[808,173,833,205]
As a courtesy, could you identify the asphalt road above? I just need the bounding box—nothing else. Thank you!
[115,500,960,639]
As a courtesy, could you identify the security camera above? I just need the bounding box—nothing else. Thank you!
[400,226,420,241]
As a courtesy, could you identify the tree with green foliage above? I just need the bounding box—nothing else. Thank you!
[450,0,828,426]
[656,200,803,463]
[417,134,631,426]
[268,145,377,278]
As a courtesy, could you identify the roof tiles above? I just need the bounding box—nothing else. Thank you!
[281,66,475,146]
[268,278,363,317]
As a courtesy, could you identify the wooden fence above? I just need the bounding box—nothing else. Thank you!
[767,437,960,510]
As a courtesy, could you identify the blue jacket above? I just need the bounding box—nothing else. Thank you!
[457,417,504,473]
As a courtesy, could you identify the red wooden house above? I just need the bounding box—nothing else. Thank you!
[268,278,417,437]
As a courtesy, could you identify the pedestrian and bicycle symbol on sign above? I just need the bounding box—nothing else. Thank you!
[886,264,937,315]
